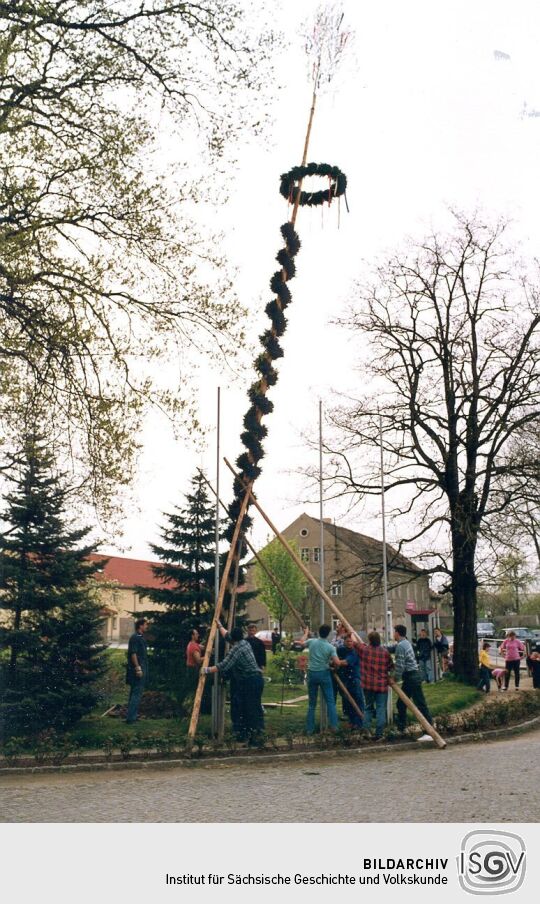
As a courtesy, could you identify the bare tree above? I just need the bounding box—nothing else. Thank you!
[484,423,540,570]
[325,214,540,682]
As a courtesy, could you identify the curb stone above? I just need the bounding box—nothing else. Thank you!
[1,713,540,778]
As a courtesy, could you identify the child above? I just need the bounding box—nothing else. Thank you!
[526,645,540,690]
[477,641,494,693]
[491,667,506,691]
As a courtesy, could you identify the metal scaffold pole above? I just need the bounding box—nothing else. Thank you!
[379,409,393,725]
[319,399,328,730]
[211,387,223,738]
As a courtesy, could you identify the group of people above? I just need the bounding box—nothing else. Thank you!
[478,631,540,693]
[300,622,433,740]
[126,617,540,741]
[182,619,436,743]
[124,617,438,741]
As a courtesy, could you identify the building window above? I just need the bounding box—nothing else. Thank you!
[330,580,342,597]
[300,528,309,538]
[331,615,341,631]
[313,547,321,562]
[301,548,310,562]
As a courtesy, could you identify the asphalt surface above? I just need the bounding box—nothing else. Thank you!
[1,726,539,823]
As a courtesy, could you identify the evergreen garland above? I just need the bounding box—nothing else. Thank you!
[225,163,347,608]
[225,217,301,551]
[279,162,347,207]
[226,163,347,575]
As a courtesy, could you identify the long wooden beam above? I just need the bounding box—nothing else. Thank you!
[198,469,363,723]
[186,486,252,749]
[223,458,446,750]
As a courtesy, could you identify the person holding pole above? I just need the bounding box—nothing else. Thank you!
[335,633,365,728]
[301,624,341,734]
[352,630,393,741]
[390,625,433,738]
[205,623,264,746]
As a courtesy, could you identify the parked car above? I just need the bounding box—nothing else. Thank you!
[255,630,279,651]
[477,621,495,638]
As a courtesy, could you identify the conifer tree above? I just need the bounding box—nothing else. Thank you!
[139,471,256,710]
[139,472,217,708]
[0,436,106,738]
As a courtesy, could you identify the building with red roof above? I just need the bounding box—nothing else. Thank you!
[89,553,166,642]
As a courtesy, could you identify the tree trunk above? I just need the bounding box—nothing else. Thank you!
[451,531,478,684]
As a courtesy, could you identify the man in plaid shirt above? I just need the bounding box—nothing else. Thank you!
[353,631,393,741]
[204,624,264,745]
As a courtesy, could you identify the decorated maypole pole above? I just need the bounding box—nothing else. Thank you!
[187,5,351,748]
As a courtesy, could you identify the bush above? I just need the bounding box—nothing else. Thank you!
[435,689,540,734]
[268,650,304,685]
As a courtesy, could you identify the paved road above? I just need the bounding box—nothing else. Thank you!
[1,727,539,823]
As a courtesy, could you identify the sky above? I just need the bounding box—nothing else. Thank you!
[104,0,540,564]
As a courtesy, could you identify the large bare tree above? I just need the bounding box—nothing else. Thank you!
[325,215,540,682]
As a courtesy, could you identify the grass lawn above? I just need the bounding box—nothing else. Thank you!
[68,650,480,749]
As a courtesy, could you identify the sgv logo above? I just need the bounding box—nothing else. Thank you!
[457,831,526,895]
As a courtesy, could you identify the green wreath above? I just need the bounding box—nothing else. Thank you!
[279,162,347,207]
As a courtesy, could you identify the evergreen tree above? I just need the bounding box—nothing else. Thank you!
[0,436,107,738]
[139,471,256,711]
[138,472,217,709]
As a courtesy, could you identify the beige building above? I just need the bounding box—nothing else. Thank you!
[90,554,165,642]
[244,513,432,634]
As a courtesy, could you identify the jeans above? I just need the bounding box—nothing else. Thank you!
[396,670,433,731]
[229,676,243,737]
[419,658,433,683]
[477,665,491,693]
[504,659,521,689]
[306,670,338,733]
[126,677,145,723]
[364,690,388,737]
[235,672,265,742]
[339,678,365,727]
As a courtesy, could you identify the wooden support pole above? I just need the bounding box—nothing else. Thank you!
[186,486,252,749]
[252,558,364,723]
[389,678,446,749]
[223,458,446,749]
[198,469,307,629]
[224,458,355,631]
[198,468,363,723]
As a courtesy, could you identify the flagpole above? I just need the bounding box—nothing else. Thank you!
[211,387,222,737]
[379,408,393,725]
[319,399,328,731]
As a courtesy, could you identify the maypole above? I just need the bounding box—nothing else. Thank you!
[187,4,351,749]
[222,3,350,629]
